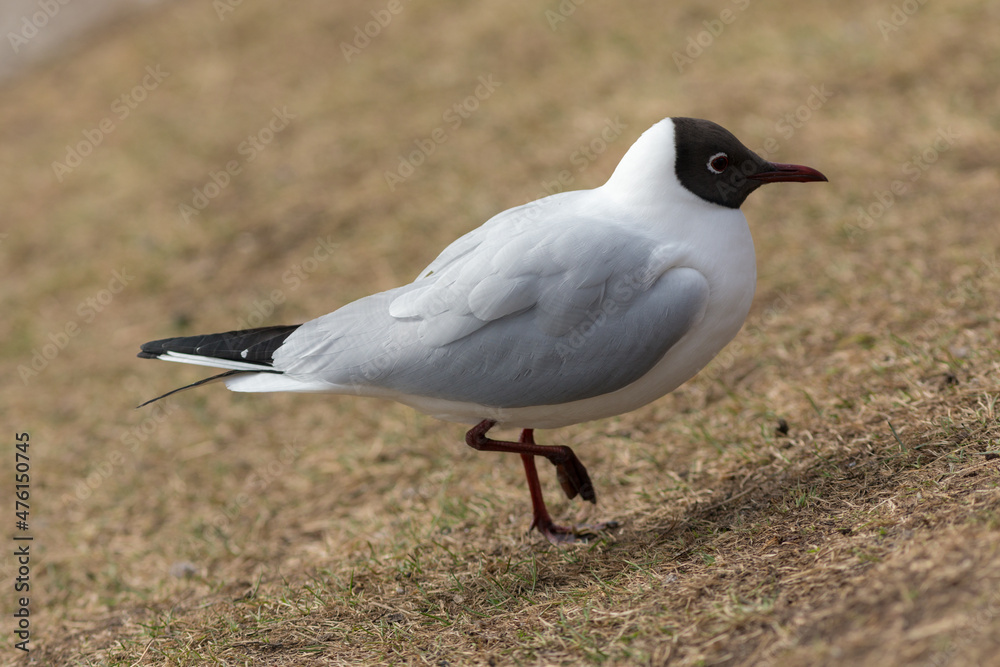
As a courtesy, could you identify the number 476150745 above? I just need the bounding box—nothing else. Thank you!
[15,432,29,526]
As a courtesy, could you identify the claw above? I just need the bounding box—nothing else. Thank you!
[532,516,620,544]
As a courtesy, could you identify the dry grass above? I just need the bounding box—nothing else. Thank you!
[2,0,999,664]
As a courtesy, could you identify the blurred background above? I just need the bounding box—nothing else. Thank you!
[1,0,998,664]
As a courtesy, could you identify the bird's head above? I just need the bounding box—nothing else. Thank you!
[670,117,827,208]
[604,117,827,209]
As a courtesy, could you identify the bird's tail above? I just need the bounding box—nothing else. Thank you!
[136,325,300,407]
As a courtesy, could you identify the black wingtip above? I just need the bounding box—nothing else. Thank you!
[136,325,298,407]
[137,324,301,366]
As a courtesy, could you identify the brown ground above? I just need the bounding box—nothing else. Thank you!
[2,0,999,665]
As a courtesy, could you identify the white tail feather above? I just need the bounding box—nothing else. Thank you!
[223,373,335,393]
[154,351,274,372]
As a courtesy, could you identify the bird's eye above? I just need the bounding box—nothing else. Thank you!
[707,152,729,174]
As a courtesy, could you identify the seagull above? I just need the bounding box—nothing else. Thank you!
[138,117,827,543]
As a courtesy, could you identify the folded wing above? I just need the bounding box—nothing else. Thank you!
[271,200,710,408]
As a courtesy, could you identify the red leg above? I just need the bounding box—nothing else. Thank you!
[465,420,617,543]
[465,419,595,502]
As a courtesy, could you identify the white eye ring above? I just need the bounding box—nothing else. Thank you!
[706,152,729,174]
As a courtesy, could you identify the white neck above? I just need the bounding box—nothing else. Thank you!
[601,118,702,212]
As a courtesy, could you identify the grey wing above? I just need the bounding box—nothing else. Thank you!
[412,193,578,281]
[275,265,709,408]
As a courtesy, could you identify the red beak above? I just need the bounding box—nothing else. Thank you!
[750,162,828,183]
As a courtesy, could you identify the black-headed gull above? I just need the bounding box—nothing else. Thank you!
[139,117,827,543]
